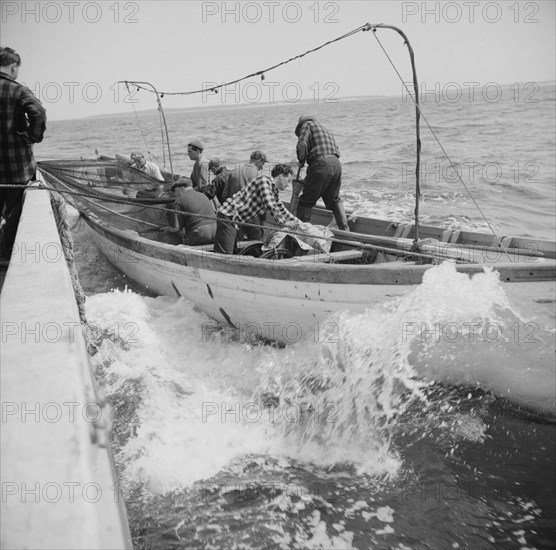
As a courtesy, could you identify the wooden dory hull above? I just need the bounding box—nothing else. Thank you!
[81,212,556,345]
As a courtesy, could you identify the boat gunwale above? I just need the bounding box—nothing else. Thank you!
[82,207,556,286]
[37,162,556,258]
[36,164,556,285]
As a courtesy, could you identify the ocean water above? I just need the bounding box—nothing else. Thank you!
[35,83,555,549]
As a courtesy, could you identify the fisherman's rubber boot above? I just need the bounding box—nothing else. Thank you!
[331,201,350,231]
[296,204,313,223]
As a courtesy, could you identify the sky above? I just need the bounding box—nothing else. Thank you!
[2,0,555,120]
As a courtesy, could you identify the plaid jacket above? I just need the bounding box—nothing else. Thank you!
[296,120,340,166]
[219,175,296,225]
[0,72,47,183]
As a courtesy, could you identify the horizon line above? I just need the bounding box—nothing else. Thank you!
[47,79,556,122]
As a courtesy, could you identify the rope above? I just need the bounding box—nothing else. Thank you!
[124,81,155,162]
[122,25,369,97]
[368,29,512,262]
[5,182,475,264]
[78,196,162,228]
[48,190,88,323]
[120,22,509,261]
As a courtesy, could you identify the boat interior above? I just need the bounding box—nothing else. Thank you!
[36,158,556,268]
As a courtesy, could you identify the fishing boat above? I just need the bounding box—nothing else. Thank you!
[36,21,555,347]
[37,156,556,347]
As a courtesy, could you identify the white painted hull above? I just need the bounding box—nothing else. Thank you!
[84,218,556,345]
[35,162,555,345]
[88,224,412,343]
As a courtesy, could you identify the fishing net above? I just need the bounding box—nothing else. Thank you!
[38,158,179,238]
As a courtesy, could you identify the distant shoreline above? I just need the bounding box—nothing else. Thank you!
[43,94,394,122]
[48,80,556,122]
[82,94,391,121]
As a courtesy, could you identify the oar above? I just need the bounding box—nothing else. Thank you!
[330,236,469,262]
[331,229,544,262]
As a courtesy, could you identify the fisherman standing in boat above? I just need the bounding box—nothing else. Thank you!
[0,47,47,261]
[294,116,349,231]
[214,163,300,254]
[167,176,216,245]
[187,139,209,194]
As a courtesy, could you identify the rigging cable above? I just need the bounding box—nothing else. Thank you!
[120,22,509,260]
[121,25,369,98]
[125,81,154,162]
[368,26,512,262]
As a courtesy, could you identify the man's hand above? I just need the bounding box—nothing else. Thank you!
[283,220,298,231]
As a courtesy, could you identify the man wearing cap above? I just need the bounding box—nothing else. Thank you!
[228,150,268,239]
[187,139,209,194]
[206,158,232,205]
[167,177,216,246]
[130,152,164,181]
[214,163,300,254]
[294,116,349,231]
[225,150,266,196]
[248,149,268,173]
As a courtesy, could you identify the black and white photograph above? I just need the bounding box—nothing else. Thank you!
[1,1,555,549]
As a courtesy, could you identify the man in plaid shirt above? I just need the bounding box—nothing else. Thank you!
[294,115,349,231]
[0,47,47,260]
[214,163,299,254]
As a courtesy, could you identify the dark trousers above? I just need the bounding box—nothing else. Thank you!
[0,181,27,260]
[298,156,342,210]
[214,212,237,254]
[184,223,217,246]
[237,213,266,241]
[297,156,349,230]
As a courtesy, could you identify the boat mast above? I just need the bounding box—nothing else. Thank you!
[365,24,421,249]
[121,25,422,232]
[118,80,174,181]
